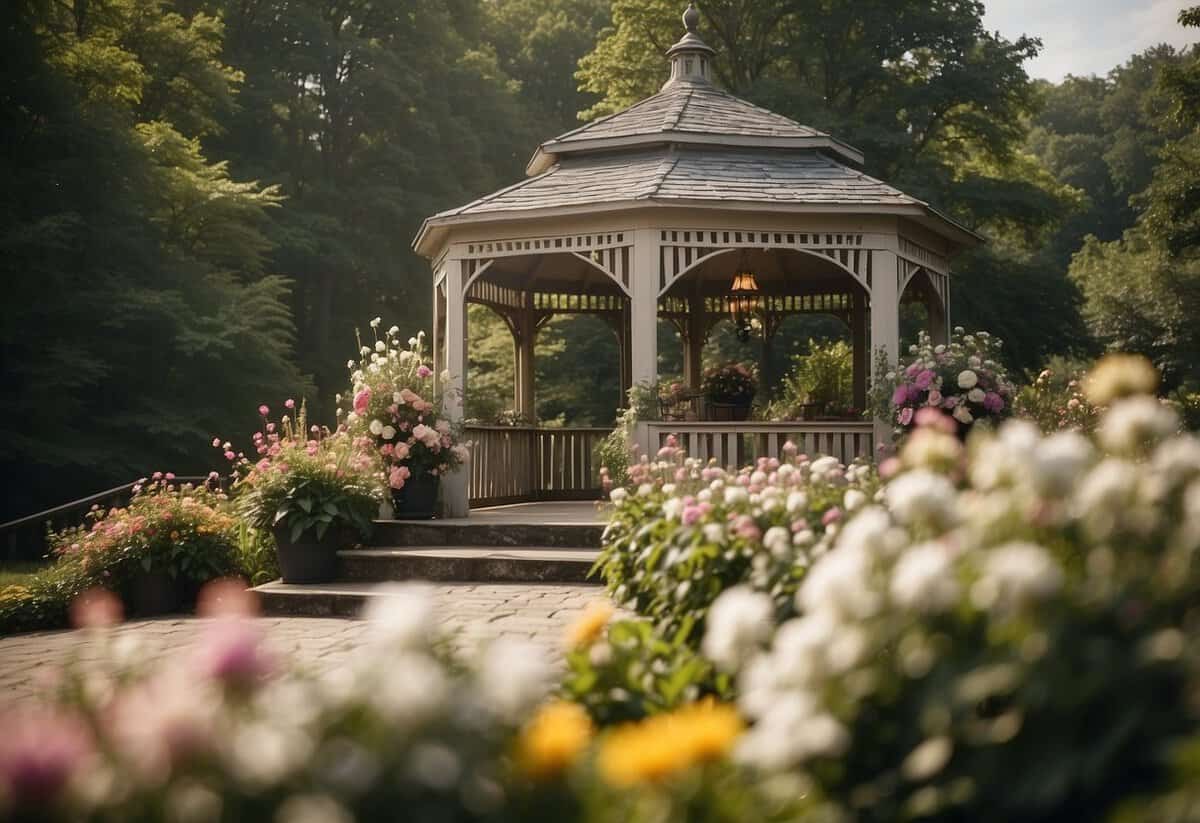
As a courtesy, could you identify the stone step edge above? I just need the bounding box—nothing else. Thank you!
[368,521,604,549]
[336,550,597,584]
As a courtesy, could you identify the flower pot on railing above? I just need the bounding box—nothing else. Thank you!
[391,473,439,520]
[707,401,752,422]
[271,524,342,584]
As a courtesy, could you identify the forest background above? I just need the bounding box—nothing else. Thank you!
[3,0,1199,519]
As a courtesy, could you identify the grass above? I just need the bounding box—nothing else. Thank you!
[0,562,45,588]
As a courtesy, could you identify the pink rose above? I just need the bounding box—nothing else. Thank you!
[914,370,935,390]
[258,405,269,416]
[285,398,295,409]
[388,465,411,489]
[898,407,914,426]
[393,442,411,460]
[417,365,433,378]
[927,390,943,406]
[353,389,371,415]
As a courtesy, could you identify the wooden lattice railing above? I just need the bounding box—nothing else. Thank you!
[633,421,875,468]
[464,426,610,508]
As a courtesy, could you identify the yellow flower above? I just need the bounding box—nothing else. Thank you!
[1084,354,1159,406]
[565,601,614,649]
[515,701,594,780]
[0,585,30,604]
[597,699,743,786]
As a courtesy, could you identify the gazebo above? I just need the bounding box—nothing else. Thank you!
[414,4,979,516]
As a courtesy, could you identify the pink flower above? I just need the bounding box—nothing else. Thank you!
[393,442,411,460]
[258,405,269,416]
[914,370,935,390]
[915,407,956,433]
[927,390,943,406]
[223,450,236,461]
[898,407,914,426]
[388,465,411,489]
[682,502,712,526]
[417,365,433,378]
[732,515,761,541]
[822,507,843,527]
[211,437,221,448]
[285,398,295,409]
[353,388,372,415]
[164,472,175,481]
[905,362,922,378]
[0,708,93,807]
[891,385,909,406]
[983,392,1004,413]
[195,620,273,688]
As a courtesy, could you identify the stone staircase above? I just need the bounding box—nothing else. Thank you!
[254,502,606,617]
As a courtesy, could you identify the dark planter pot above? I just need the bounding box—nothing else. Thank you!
[392,473,440,520]
[708,401,752,422]
[272,524,341,584]
[128,571,186,616]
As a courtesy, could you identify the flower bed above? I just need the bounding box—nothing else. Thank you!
[596,436,878,648]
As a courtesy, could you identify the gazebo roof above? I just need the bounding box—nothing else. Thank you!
[524,81,864,175]
[413,4,981,258]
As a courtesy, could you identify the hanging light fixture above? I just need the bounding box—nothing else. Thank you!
[729,256,760,342]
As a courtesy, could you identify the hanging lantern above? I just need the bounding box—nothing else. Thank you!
[729,269,760,342]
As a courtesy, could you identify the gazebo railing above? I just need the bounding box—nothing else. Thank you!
[633,421,875,469]
[464,425,610,507]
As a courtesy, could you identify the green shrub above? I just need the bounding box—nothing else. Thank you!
[764,338,854,420]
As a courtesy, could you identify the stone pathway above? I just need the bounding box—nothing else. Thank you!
[0,582,611,705]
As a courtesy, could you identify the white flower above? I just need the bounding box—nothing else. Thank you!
[1032,431,1093,497]
[662,498,684,521]
[957,370,979,389]
[885,470,957,528]
[902,737,953,781]
[702,587,776,672]
[393,391,403,404]
[381,425,396,440]
[810,456,841,480]
[363,583,437,650]
[786,491,808,513]
[763,526,791,558]
[844,489,867,511]
[890,542,959,612]
[388,325,400,336]
[346,360,356,369]
[724,486,749,505]
[1098,397,1179,455]
[967,387,985,403]
[609,487,628,504]
[374,340,385,353]
[369,419,384,436]
[367,652,448,726]
[369,317,381,328]
[797,545,880,620]
[703,523,726,544]
[971,541,1062,611]
[277,794,355,823]
[637,483,653,497]
[953,405,974,425]
[475,638,554,720]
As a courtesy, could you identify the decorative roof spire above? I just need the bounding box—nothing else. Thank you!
[664,3,715,88]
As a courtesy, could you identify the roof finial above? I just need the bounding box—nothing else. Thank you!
[664,3,715,88]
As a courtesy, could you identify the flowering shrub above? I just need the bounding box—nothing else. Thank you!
[708,373,1197,821]
[871,327,1014,433]
[597,437,878,647]
[1013,358,1101,432]
[701,363,757,405]
[1,479,240,634]
[341,320,468,492]
[220,403,382,542]
[0,584,787,823]
[764,339,856,420]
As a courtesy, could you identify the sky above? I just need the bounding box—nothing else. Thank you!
[982,0,1195,81]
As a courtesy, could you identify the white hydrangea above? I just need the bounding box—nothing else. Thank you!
[1031,431,1094,497]
[474,638,554,720]
[1098,397,1179,455]
[369,419,384,436]
[971,542,1063,612]
[890,542,959,613]
[608,487,628,504]
[957,370,978,389]
[763,526,791,558]
[363,584,437,650]
[702,586,776,672]
[885,470,958,528]
[796,545,880,621]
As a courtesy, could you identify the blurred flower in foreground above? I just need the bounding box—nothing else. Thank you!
[598,699,742,786]
[515,701,594,780]
[565,601,614,649]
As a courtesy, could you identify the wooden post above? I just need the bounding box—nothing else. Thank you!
[442,257,470,517]
[684,293,706,390]
[870,249,900,450]
[514,300,537,422]
[852,290,867,411]
[630,229,660,387]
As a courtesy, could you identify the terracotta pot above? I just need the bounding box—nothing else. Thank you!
[271,524,341,584]
[391,473,440,520]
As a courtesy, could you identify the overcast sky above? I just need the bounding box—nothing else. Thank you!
[982,0,1195,80]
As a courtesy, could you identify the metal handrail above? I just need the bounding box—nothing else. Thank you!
[0,476,215,563]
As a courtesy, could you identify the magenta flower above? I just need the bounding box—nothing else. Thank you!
[285,398,295,409]
[891,385,909,406]
[353,388,372,415]
[914,370,935,390]
[0,708,93,807]
[898,407,914,426]
[984,392,1004,412]
[258,405,269,416]
[195,620,273,689]
[417,365,433,378]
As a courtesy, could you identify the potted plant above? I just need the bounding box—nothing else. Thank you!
[702,364,758,421]
[870,327,1015,439]
[49,475,240,616]
[222,402,382,583]
[341,321,470,519]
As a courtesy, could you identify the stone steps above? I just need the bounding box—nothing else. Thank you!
[254,503,607,617]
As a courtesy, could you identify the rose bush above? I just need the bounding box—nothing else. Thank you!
[596,436,878,649]
[701,363,757,406]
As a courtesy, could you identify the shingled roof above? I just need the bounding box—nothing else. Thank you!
[435,147,920,220]
[525,82,864,175]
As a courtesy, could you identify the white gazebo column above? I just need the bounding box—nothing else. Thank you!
[441,257,470,517]
[870,249,901,450]
[852,292,867,411]
[513,304,537,421]
[630,229,660,387]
